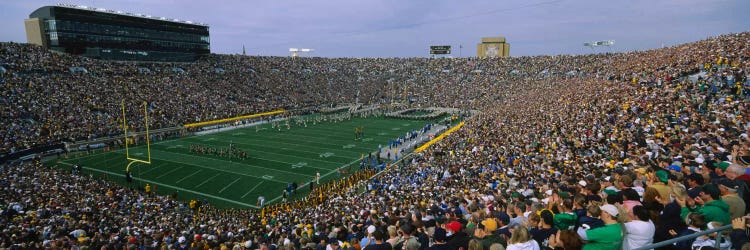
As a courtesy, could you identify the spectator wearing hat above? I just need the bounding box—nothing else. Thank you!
[718,179,746,220]
[445,221,469,250]
[650,170,672,202]
[473,218,503,250]
[712,161,732,183]
[678,184,730,225]
[724,163,750,215]
[578,204,623,250]
[192,234,207,249]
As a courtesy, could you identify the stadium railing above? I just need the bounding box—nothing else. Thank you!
[634,224,732,250]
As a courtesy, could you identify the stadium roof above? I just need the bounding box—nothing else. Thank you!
[52,3,209,27]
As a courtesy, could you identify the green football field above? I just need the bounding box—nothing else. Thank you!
[55,116,436,208]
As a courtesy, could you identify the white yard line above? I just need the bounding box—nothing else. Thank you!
[156,166,185,179]
[196,173,220,188]
[139,163,165,175]
[219,178,242,193]
[242,181,264,198]
[176,169,202,183]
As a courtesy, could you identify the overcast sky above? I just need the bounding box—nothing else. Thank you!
[1,0,749,58]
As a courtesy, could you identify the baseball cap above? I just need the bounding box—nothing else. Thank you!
[600,204,619,217]
[445,221,462,232]
[714,161,731,171]
[481,218,497,232]
[655,170,668,183]
[718,179,738,192]
[667,165,681,172]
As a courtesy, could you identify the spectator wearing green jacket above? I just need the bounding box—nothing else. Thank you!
[679,183,731,226]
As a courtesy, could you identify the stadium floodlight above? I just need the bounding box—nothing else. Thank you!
[584,40,615,51]
[289,48,314,57]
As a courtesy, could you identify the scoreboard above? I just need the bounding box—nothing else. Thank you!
[430,45,451,55]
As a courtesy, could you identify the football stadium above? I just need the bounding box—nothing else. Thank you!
[1,1,750,249]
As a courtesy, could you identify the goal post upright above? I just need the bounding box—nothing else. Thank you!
[123,100,152,172]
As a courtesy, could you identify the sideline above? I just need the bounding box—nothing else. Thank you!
[415,121,465,153]
[184,109,285,128]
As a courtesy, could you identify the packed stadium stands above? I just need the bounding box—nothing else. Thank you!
[0,31,749,249]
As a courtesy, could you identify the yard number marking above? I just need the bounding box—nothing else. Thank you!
[291,162,308,169]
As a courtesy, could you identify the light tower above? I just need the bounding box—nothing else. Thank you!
[289,48,314,57]
[583,40,615,52]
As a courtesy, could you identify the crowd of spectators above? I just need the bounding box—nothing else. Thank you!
[1,31,750,249]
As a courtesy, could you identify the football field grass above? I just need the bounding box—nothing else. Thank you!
[55,116,436,208]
